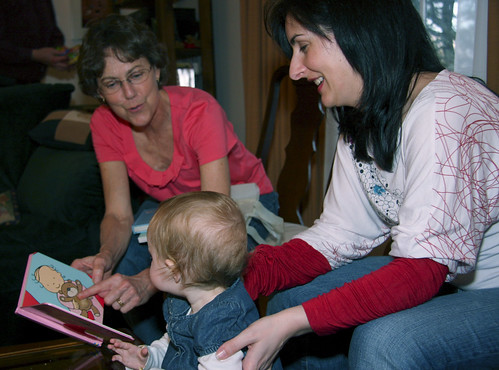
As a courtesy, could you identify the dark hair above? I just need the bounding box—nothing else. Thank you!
[265,0,444,171]
[77,14,169,99]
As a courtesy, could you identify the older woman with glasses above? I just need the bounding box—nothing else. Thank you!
[71,14,277,344]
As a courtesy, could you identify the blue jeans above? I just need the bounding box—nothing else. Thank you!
[115,199,164,344]
[267,256,499,369]
[116,193,280,344]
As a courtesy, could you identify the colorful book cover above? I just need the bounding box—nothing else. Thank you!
[15,252,134,347]
[131,207,157,234]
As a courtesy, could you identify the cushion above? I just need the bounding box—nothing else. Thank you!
[29,110,93,151]
[283,222,308,243]
[17,146,104,225]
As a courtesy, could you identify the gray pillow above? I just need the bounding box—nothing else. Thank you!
[17,147,104,225]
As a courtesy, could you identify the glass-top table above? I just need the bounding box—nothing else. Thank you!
[0,338,124,369]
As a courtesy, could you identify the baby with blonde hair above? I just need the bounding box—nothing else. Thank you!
[108,191,261,369]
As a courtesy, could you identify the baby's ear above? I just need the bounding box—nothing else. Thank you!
[165,258,181,283]
[165,258,175,269]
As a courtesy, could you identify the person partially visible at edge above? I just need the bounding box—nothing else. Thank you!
[0,0,70,85]
[216,0,499,368]
[109,192,281,370]
[70,14,277,345]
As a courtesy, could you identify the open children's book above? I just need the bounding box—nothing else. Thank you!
[15,252,134,347]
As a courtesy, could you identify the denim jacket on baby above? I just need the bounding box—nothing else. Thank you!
[160,278,259,369]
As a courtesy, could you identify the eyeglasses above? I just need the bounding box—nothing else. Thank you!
[99,67,153,95]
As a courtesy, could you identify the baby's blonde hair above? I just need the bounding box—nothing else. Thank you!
[147,191,248,289]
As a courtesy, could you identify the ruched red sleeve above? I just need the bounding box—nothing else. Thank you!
[302,257,448,335]
[243,238,331,300]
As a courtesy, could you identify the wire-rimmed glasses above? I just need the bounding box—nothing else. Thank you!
[99,67,153,95]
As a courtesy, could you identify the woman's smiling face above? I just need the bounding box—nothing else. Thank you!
[98,52,161,127]
[285,15,363,109]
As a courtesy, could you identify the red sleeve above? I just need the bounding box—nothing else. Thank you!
[302,257,449,335]
[243,239,332,300]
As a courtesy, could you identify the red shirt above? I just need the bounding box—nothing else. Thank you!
[91,86,273,201]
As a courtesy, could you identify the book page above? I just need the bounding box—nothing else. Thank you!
[16,252,135,347]
[22,253,104,323]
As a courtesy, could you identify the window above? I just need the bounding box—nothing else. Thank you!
[412,0,488,81]
[412,0,457,69]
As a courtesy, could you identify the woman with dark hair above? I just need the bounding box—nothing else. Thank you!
[216,0,499,368]
[71,14,277,344]
[77,15,170,98]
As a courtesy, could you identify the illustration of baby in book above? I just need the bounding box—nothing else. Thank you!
[31,261,103,320]
[35,265,101,319]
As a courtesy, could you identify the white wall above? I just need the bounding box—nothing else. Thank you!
[45,0,96,106]
[211,0,246,142]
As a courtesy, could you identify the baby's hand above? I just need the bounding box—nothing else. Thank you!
[108,338,148,370]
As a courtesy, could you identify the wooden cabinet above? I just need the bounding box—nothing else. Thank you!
[155,0,216,96]
[114,0,215,96]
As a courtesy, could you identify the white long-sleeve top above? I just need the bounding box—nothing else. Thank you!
[296,70,499,290]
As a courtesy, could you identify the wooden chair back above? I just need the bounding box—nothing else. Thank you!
[257,65,325,225]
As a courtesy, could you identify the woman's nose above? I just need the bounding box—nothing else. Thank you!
[289,55,305,80]
[121,80,137,99]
